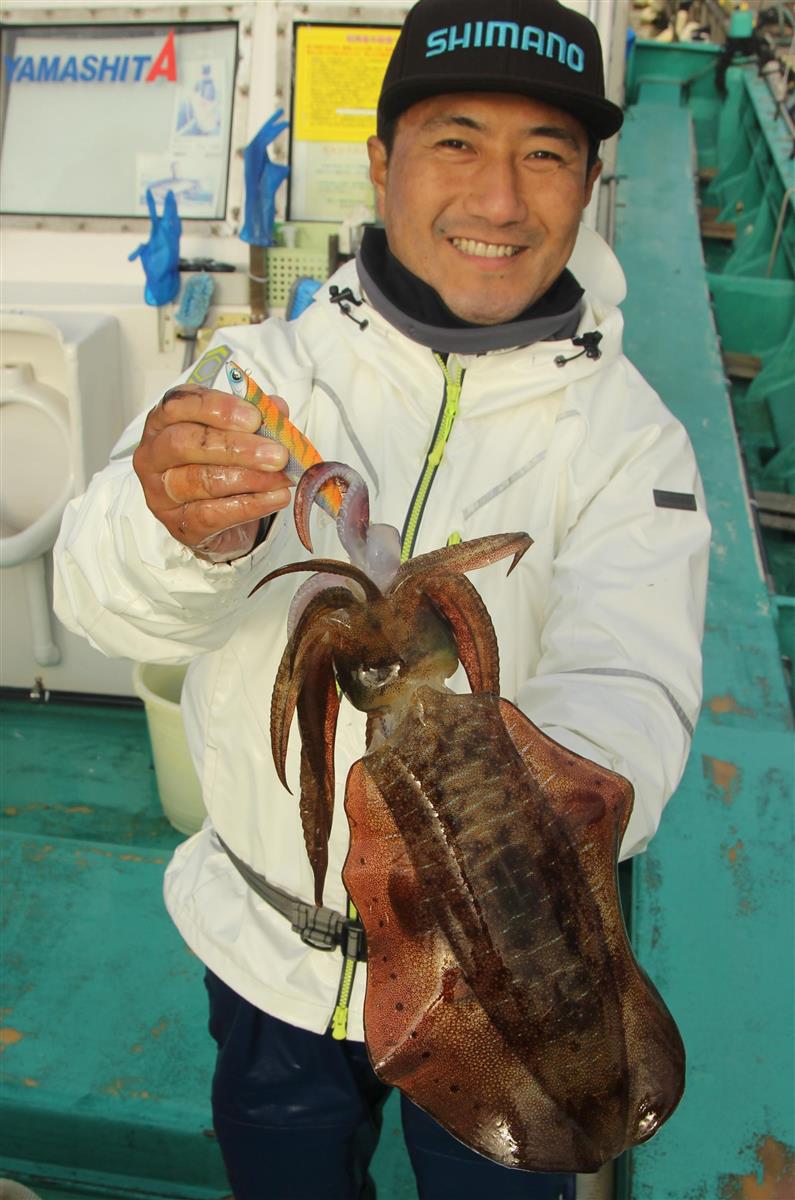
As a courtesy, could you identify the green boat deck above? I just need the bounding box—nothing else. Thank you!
[0,701,415,1198]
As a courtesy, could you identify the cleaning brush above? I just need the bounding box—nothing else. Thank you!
[176,271,215,370]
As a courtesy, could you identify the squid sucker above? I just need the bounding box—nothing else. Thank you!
[252,462,685,1174]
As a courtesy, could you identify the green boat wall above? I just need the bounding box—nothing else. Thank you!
[617,36,794,1200]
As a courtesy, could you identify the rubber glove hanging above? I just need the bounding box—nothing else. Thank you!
[240,110,290,247]
[129,188,182,306]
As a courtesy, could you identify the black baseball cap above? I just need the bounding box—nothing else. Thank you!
[378,0,623,141]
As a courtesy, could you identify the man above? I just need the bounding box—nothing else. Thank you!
[54,1,710,1197]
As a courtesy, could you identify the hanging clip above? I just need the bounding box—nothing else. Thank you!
[555,331,603,367]
[329,286,369,331]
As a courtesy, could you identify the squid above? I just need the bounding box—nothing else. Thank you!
[240,366,685,1173]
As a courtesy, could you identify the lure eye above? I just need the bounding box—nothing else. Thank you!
[229,366,244,383]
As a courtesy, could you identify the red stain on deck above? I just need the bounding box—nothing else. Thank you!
[4,803,93,815]
[0,1028,24,1052]
[703,756,741,805]
[25,843,54,862]
[101,1078,160,1102]
[719,1135,795,1199]
[721,836,756,915]
[727,840,744,865]
[708,693,754,717]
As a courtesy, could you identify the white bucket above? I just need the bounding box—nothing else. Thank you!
[132,663,206,836]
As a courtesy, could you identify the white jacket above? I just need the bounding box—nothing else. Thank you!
[54,230,710,1038]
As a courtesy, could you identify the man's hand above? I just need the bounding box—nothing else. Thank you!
[133,383,292,562]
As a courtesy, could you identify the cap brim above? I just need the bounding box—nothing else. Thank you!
[379,76,624,139]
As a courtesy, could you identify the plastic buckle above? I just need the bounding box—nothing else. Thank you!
[297,923,338,952]
[293,905,340,951]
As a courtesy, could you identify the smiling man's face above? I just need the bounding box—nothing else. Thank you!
[368,92,601,325]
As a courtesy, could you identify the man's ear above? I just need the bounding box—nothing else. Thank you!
[367,135,388,219]
[584,157,603,207]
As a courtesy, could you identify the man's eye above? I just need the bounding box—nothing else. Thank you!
[525,149,564,173]
[437,138,469,150]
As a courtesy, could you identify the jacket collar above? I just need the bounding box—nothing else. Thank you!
[355,227,583,355]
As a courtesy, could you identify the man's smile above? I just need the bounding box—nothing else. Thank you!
[449,237,525,259]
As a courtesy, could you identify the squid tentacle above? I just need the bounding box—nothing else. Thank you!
[390,532,532,595]
[270,587,357,787]
[294,461,401,590]
[337,471,371,567]
[357,522,402,592]
[250,557,383,603]
[271,624,330,792]
[286,584,360,674]
[419,572,501,695]
[294,461,369,559]
[286,572,355,639]
[296,643,340,906]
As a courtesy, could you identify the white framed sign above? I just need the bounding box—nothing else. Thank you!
[0,22,238,219]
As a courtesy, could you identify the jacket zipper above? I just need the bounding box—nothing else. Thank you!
[330,357,464,1040]
[400,355,465,563]
[330,897,360,1039]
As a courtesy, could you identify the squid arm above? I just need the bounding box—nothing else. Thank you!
[418,571,501,696]
[296,641,340,906]
[390,532,532,594]
[250,557,382,602]
[270,588,354,790]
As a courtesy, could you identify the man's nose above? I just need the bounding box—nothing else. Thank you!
[464,157,528,226]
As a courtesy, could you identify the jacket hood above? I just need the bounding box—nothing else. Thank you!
[567,223,627,308]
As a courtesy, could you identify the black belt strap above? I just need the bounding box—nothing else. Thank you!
[218,836,367,961]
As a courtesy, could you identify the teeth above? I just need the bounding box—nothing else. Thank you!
[451,238,521,258]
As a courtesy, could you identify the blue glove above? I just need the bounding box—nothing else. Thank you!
[129,188,182,306]
[240,110,290,247]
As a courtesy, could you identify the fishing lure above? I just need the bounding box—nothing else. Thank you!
[225,360,340,518]
[252,462,686,1173]
[226,364,400,590]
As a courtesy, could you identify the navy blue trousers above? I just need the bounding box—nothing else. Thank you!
[205,970,576,1200]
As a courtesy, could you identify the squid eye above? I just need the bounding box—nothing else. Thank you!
[356,663,401,689]
[636,1102,660,1138]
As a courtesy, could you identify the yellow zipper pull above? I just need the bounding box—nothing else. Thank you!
[427,361,463,467]
[331,983,353,1040]
[330,899,361,1041]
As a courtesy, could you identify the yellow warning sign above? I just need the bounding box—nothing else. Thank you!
[294,24,400,143]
